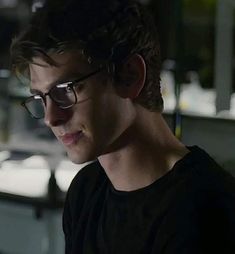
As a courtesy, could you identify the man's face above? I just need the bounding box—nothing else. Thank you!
[29,51,136,163]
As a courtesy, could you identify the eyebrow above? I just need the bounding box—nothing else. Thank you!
[30,88,41,94]
[29,71,84,95]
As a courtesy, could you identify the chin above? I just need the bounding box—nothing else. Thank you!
[66,148,97,165]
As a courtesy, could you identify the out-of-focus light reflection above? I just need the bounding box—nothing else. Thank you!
[0,0,18,8]
[32,0,45,12]
[0,69,10,78]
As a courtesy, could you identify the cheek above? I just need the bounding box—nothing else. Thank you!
[87,96,118,134]
[91,94,133,144]
[76,93,122,140]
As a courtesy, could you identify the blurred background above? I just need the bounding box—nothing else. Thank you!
[0,0,235,253]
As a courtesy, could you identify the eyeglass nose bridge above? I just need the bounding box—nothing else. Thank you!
[41,91,54,107]
[32,92,55,113]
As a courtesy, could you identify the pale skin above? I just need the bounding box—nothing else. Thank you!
[29,50,189,192]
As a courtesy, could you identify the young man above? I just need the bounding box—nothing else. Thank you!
[11,0,235,253]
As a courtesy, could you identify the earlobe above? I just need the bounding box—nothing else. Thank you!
[116,54,146,99]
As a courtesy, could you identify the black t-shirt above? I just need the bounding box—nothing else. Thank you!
[63,146,235,254]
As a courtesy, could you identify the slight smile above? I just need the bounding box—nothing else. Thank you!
[59,131,84,146]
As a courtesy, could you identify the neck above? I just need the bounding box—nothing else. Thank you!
[98,109,189,191]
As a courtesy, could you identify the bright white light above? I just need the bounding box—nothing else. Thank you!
[0,69,10,78]
[32,0,45,12]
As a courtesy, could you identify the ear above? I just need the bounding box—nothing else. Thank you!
[115,54,146,99]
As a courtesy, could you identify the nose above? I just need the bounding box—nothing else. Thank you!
[44,98,72,127]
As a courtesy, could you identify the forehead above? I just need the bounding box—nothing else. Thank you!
[29,51,90,91]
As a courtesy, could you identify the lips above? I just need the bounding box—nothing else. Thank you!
[59,131,83,146]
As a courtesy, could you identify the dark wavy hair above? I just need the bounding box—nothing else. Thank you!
[11,0,163,111]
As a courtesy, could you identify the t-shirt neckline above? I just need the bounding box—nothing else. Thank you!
[108,146,203,197]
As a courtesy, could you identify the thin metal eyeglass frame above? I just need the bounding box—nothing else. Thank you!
[21,67,104,119]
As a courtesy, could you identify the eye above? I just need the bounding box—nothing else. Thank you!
[56,82,73,93]
[65,85,73,93]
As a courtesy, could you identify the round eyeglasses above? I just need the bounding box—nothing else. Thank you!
[21,68,103,119]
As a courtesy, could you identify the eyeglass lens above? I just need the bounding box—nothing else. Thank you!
[50,84,76,107]
[25,96,45,119]
[23,67,104,119]
[25,85,77,118]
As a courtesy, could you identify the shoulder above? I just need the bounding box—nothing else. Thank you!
[62,161,107,249]
[160,147,235,252]
[178,146,235,192]
[68,160,107,198]
[176,146,235,209]
[176,147,235,241]
[64,161,107,212]
[70,161,106,185]
[167,146,235,228]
